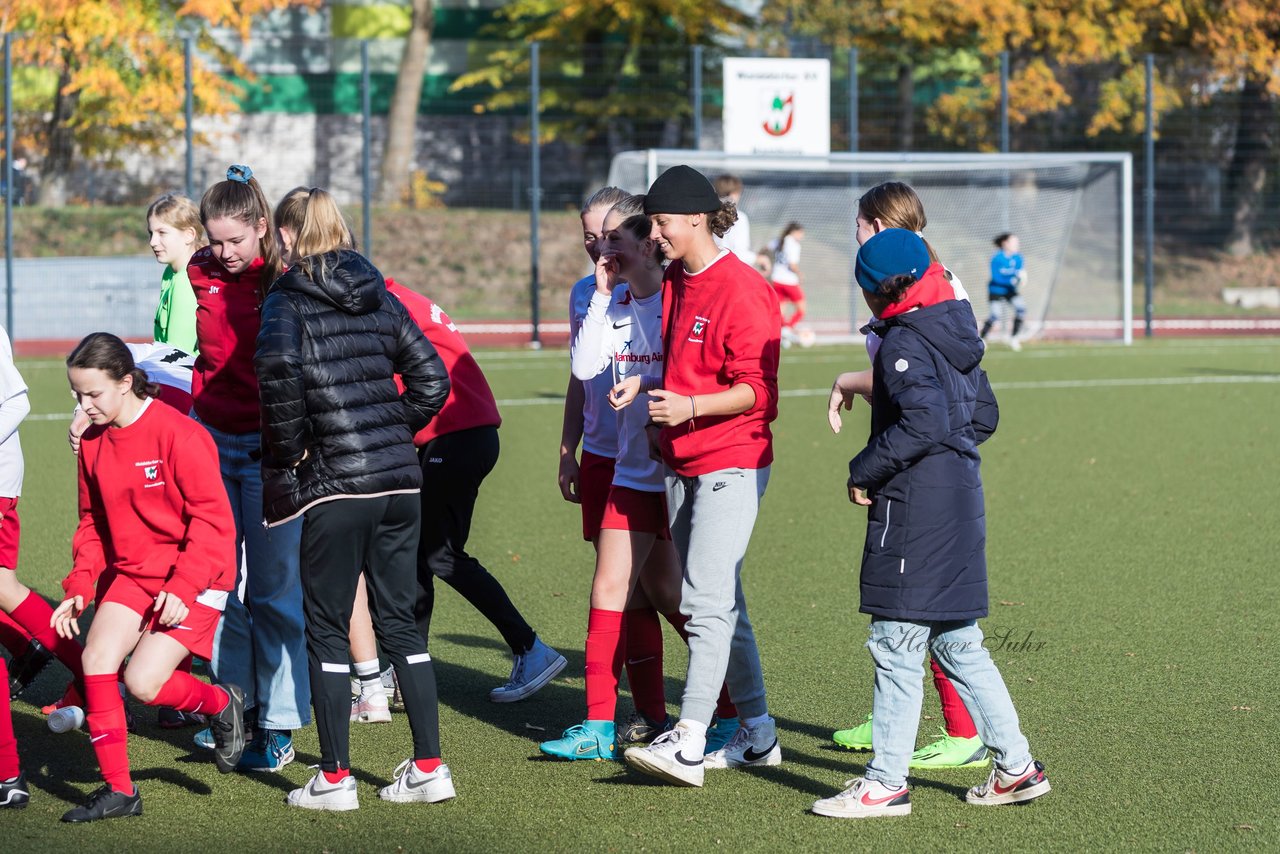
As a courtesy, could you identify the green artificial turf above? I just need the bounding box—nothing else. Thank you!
[4,337,1278,851]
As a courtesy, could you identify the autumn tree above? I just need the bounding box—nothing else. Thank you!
[377,0,433,206]
[0,0,317,206]
[450,0,753,187]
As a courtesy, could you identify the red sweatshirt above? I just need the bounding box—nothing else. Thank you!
[660,252,781,476]
[63,399,236,608]
[387,280,501,446]
[188,248,269,434]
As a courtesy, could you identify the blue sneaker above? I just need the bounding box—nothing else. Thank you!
[237,729,294,772]
[539,720,617,761]
[490,637,567,703]
[703,715,740,754]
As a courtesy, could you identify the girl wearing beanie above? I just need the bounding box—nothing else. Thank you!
[618,166,781,788]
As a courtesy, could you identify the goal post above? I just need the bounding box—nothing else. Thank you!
[607,150,1134,345]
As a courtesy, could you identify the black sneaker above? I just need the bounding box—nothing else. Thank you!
[618,709,676,744]
[157,706,206,729]
[208,684,245,773]
[8,639,54,698]
[0,772,29,809]
[60,785,143,823]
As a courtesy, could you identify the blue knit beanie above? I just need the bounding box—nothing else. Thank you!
[854,228,931,292]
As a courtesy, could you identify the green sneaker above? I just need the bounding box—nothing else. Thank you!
[703,715,740,754]
[832,713,874,751]
[909,730,989,769]
[539,720,617,761]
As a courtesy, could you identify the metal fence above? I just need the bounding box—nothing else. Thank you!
[2,33,1278,339]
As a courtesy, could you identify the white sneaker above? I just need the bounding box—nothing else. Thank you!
[812,777,912,818]
[623,722,706,787]
[286,770,359,811]
[378,759,456,803]
[350,689,391,724]
[703,716,781,769]
[488,637,567,703]
[966,759,1050,805]
[1009,336,1023,352]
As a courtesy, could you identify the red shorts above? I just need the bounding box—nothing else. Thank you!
[579,451,616,542]
[600,485,671,539]
[97,571,225,661]
[771,282,805,303]
[0,497,19,570]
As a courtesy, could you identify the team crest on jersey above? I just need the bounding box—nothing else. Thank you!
[137,459,165,488]
[688,315,710,344]
[144,465,158,479]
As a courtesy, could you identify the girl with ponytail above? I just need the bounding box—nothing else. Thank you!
[51,333,244,823]
[187,165,310,771]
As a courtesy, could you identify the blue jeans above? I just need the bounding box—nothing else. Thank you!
[202,423,310,730]
[865,619,1031,789]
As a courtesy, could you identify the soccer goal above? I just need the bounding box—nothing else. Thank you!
[607,150,1134,344]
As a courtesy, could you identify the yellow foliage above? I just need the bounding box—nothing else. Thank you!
[405,171,448,210]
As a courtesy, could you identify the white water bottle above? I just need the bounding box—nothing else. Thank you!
[48,705,85,734]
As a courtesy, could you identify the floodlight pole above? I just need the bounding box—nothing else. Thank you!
[361,40,372,260]
[4,33,13,336]
[691,45,703,150]
[529,41,542,348]
[999,51,1010,153]
[1144,54,1155,338]
[184,37,194,199]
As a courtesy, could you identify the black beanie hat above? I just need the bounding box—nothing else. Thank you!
[644,165,721,215]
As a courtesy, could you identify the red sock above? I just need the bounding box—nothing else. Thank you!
[0,610,29,657]
[623,608,666,722]
[10,591,84,683]
[177,655,193,674]
[663,612,737,719]
[931,657,978,738]
[322,767,350,783]
[584,608,624,722]
[0,660,18,779]
[84,673,132,794]
[413,757,442,774]
[147,670,229,716]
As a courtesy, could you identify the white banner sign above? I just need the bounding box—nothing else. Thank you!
[722,58,831,156]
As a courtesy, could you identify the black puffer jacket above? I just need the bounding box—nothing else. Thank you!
[254,249,450,525]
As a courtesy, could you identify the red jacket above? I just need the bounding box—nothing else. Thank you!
[660,253,781,476]
[188,248,269,434]
[63,399,236,608]
[387,280,501,445]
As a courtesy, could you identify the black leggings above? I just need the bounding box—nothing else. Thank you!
[413,426,536,654]
[301,494,439,771]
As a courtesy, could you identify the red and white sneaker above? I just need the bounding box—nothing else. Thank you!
[966,759,1051,806]
[812,777,911,818]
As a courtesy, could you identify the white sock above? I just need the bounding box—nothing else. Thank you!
[354,658,383,692]
[743,712,771,730]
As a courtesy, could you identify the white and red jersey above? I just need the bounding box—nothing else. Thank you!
[571,285,664,492]
[129,342,195,414]
[0,326,29,498]
[569,275,620,460]
[63,398,236,609]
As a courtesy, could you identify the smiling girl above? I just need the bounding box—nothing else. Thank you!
[147,194,205,355]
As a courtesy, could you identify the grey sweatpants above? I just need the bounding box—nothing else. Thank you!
[665,466,771,725]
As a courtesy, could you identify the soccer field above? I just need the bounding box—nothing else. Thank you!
[4,338,1278,852]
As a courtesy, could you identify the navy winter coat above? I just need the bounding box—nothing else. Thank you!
[849,298,999,621]
[254,249,450,525]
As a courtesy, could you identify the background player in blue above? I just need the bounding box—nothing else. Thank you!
[980,232,1026,350]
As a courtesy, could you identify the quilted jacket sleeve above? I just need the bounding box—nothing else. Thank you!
[254,290,309,466]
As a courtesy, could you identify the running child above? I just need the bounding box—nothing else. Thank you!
[53,332,245,823]
[768,222,806,344]
[189,165,310,769]
[255,186,454,811]
[981,232,1026,350]
[828,181,989,771]
[148,193,205,355]
[811,229,1048,819]
[1,324,86,702]
[621,166,781,788]
[539,193,683,760]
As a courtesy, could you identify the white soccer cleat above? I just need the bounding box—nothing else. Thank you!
[378,760,456,804]
[286,770,359,811]
[623,722,706,787]
[703,716,781,769]
[350,689,391,724]
[812,777,912,819]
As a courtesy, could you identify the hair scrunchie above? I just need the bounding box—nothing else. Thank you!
[227,164,254,183]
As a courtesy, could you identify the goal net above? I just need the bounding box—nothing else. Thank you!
[607,150,1134,344]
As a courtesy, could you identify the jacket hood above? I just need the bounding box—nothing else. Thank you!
[869,299,986,373]
[276,249,385,315]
